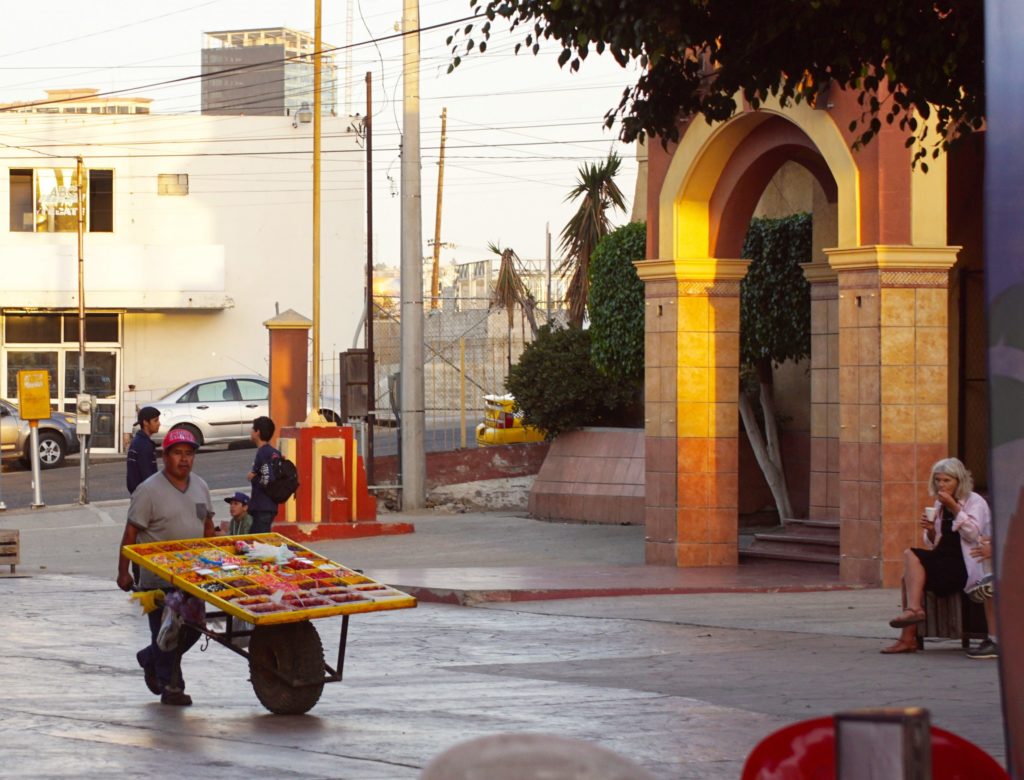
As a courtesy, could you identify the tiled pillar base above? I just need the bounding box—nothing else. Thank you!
[828,246,959,586]
[638,258,747,567]
[805,263,840,521]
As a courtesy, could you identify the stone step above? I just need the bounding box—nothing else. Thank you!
[739,546,840,566]
[753,531,839,548]
[782,518,840,537]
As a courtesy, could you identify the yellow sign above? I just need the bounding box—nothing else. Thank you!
[17,370,51,420]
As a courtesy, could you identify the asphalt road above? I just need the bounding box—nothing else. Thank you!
[0,423,477,510]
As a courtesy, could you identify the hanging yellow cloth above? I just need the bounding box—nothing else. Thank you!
[130,589,166,615]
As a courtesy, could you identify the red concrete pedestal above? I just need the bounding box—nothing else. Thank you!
[271,418,414,542]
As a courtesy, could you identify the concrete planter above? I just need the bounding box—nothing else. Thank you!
[528,428,644,524]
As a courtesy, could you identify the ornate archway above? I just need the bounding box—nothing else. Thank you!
[638,95,960,585]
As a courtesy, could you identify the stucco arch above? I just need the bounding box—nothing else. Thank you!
[657,97,860,261]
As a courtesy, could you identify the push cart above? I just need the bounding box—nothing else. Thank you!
[122,533,416,714]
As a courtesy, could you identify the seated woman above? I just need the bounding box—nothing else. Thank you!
[882,457,991,654]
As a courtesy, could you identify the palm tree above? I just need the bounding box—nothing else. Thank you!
[558,152,626,328]
[489,242,539,366]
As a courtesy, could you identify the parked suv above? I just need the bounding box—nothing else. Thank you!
[0,398,79,469]
[146,375,270,447]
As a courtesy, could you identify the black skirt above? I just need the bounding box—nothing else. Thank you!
[912,509,967,596]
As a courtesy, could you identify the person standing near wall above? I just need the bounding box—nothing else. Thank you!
[126,406,160,494]
[247,416,281,533]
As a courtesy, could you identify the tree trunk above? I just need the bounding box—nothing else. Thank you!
[738,386,794,523]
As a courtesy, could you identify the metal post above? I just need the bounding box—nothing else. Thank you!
[400,0,426,509]
[29,423,43,508]
[0,448,6,511]
[459,338,466,449]
[76,156,88,504]
[365,71,375,486]
[546,223,552,322]
[311,0,323,418]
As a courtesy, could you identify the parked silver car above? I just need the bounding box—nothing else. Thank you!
[0,398,80,469]
[146,375,270,447]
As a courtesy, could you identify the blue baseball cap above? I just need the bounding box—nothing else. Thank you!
[224,491,249,505]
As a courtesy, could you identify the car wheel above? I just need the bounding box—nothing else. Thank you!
[35,433,67,469]
[318,408,339,423]
[170,423,204,447]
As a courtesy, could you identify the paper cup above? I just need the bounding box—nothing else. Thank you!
[924,507,937,522]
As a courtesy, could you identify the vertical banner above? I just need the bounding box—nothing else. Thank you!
[986,1,1024,775]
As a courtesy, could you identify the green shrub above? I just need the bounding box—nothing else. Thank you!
[588,221,646,383]
[506,325,636,438]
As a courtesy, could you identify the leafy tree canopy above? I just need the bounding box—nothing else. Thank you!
[589,221,646,383]
[740,213,812,375]
[449,1,983,167]
[506,324,636,438]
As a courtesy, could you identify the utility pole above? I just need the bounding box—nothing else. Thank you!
[365,70,375,485]
[76,156,88,504]
[400,0,425,509]
[545,222,552,322]
[311,0,323,419]
[430,107,448,310]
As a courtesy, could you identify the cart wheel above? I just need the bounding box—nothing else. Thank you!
[249,622,325,715]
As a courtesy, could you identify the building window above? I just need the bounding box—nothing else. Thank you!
[7,168,113,233]
[89,170,113,232]
[9,169,33,232]
[157,173,189,196]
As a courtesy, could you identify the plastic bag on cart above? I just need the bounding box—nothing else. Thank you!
[156,607,183,651]
[205,616,253,649]
[247,541,295,565]
[157,590,205,650]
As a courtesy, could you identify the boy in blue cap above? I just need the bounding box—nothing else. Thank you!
[222,491,253,536]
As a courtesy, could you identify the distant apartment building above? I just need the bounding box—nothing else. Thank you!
[201,27,338,117]
[0,88,152,115]
[454,257,566,311]
[0,110,364,453]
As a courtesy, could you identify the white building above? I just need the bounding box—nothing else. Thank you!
[0,110,365,452]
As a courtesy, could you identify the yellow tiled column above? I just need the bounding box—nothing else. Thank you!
[637,258,748,567]
[804,262,840,521]
[827,246,959,586]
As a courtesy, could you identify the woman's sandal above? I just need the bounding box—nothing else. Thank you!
[888,608,926,628]
[880,640,919,654]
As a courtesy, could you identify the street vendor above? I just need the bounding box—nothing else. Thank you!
[220,491,253,536]
[116,427,215,707]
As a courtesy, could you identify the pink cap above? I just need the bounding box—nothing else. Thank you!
[162,427,199,450]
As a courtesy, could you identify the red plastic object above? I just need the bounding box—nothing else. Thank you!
[741,716,1008,780]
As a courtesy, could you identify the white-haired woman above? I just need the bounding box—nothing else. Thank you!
[881,457,991,654]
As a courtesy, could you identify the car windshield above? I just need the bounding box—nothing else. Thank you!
[161,381,194,402]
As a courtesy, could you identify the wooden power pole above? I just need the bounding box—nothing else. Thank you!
[430,107,448,309]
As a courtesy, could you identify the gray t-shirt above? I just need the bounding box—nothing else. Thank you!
[128,470,213,589]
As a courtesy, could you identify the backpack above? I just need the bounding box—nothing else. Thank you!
[262,454,300,504]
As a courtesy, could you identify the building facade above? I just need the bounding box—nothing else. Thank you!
[201,28,338,118]
[1,111,365,452]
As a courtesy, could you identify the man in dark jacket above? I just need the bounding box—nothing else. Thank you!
[126,406,160,494]
[247,415,281,533]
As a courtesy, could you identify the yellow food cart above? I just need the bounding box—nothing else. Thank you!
[122,533,416,714]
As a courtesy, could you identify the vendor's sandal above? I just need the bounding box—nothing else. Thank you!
[888,608,926,628]
[880,641,919,654]
[136,650,160,696]
[160,690,193,707]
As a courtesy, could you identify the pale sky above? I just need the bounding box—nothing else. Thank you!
[1,0,642,271]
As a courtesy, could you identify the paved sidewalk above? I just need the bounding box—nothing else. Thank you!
[0,497,1008,778]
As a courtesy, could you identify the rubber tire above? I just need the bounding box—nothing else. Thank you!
[248,622,325,715]
[35,432,66,469]
[170,423,204,447]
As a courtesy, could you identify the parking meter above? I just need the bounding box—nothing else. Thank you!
[76,394,95,436]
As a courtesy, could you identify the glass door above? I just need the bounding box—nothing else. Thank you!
[65,350,119,450]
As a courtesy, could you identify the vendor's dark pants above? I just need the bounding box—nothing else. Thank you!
[140,605,203,693]
[250,510,276,534]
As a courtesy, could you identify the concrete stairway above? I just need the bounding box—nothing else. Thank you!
[739,518,840,566]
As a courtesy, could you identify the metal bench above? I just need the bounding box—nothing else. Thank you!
[0,529,19,574]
